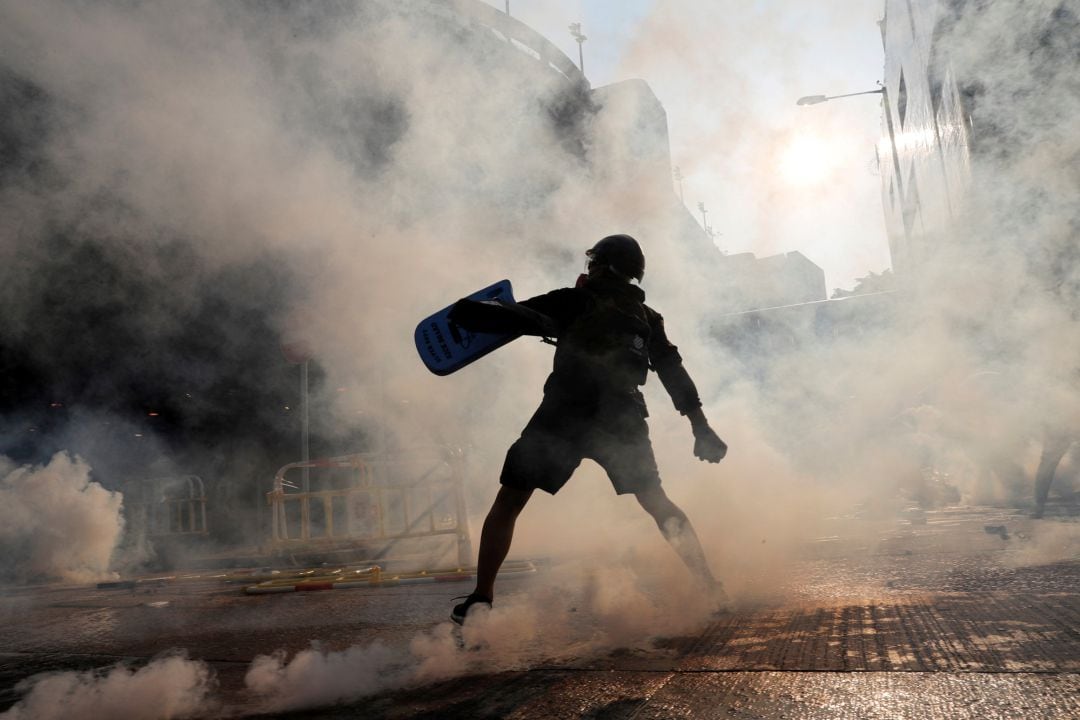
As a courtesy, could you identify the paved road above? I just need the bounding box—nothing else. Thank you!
[2,507,1077,718]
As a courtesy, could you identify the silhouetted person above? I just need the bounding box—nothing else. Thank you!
[447,235,728,624]
[1031,368,1079,518]
[1033,431,1075,518]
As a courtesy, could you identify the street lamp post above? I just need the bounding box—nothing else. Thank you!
[300,360,310,494]
[673,166,685,203]
[796,85,903,198]
[796,89,885,106]
[698,201,709,233]
[568,23,587,74]
[797,84,909,265]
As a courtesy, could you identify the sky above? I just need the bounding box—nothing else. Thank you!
[482,0,891,292]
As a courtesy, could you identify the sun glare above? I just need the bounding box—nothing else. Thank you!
[779,134,834,186]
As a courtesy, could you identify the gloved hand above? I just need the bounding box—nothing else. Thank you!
[693,425,728,462]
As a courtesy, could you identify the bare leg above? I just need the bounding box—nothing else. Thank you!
[474,485,533,599]
[1033,434,1073,518]
[635,485,719,590]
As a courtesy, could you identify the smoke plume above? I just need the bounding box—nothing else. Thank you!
[0,453,123,584]
[0,654,212,720]
[243,560,720,713]
[0,0,1077,715]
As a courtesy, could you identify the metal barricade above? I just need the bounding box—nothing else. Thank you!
[141,475,209,537]
[267,447,472,566]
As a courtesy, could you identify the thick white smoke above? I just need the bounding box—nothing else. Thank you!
[243,561,719,713]
[244,641,410,712]
[0,0,759,586]
[0,453,123,584]
[0,0,1077,715]
[3,560,716,717]
[0,0,1069,611]
[0,655,212,720]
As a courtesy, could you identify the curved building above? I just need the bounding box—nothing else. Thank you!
[878,0,1078,288]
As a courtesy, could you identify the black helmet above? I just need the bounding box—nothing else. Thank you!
[586,234,645,281]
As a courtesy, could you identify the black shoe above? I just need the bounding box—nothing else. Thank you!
[450,592,492,625]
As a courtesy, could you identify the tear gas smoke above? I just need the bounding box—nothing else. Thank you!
[244,641,409,712]
[0,0,1077,715]
[0,453,123,584]
[1001,520,1080,569]
[243,561,718,713]
[614,0,889,288]
[0,654,212,720]
[0,0,1073,593]
[4,560,716,717]
[0,0,777,578]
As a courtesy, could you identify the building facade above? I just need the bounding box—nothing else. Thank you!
[879,0,1078,293]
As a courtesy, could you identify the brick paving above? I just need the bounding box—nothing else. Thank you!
[2,507,1078,718]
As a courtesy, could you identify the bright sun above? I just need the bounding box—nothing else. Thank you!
[779,134,834,186]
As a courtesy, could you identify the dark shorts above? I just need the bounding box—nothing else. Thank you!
[500,394,661,495]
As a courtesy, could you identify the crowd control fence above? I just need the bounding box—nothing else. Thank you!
[267,446,472,567]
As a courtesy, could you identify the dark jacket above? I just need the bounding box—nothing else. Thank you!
[519,276,702,417]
